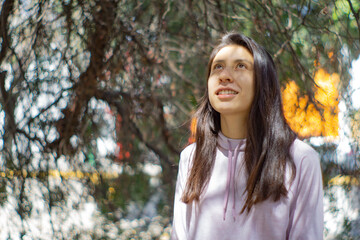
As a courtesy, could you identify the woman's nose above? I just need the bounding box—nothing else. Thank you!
[219,68,233,83]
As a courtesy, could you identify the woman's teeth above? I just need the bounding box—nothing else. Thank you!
[217,90,238,95]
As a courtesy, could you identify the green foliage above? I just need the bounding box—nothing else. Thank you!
[94,166,153,220]
[336,217,353,239]
[0,0,359,238]
[0,179,7,205]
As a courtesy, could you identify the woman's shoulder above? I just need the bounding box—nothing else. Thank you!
[290,138,320,168]
[180,143,196,159]
[177,143,196,172]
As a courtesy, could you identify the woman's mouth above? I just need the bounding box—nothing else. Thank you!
[216,90,239,95]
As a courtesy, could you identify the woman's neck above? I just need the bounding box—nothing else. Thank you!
[220,114,248,139]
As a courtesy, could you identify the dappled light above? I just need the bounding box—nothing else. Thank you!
[188,117,197,144]
[0,0,359,239]
[282,68,340,139]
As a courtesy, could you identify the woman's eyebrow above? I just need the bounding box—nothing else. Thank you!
[213,59,253,65]
[234,59,253,65]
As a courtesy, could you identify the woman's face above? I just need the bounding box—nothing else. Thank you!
[208,45,255,118]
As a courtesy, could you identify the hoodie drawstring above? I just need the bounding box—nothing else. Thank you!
[223,140,241,221]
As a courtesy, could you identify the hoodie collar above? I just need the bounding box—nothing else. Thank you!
[218,131,246,151]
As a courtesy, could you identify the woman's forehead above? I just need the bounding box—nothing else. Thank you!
[213,45,254,63]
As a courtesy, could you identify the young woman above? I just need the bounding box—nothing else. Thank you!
[171,32,323,239]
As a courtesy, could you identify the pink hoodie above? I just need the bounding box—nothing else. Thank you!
[171,132,323,240]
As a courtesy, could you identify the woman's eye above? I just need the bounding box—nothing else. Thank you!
[213,64,223,70]
[236,63,246,69]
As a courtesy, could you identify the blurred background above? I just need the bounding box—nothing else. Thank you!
[0,0,359,239]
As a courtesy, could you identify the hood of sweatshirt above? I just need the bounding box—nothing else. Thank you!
[217,132,246,221]
[218,131,246,152]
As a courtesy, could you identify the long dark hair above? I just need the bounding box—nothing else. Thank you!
[181,32,297,213]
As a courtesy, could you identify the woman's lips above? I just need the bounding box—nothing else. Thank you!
[216,89,239,100]
[216,90,238,95]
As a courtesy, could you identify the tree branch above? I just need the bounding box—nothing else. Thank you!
[0,0,14,64]
[347,0,360,42]
[53,0,117,150]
